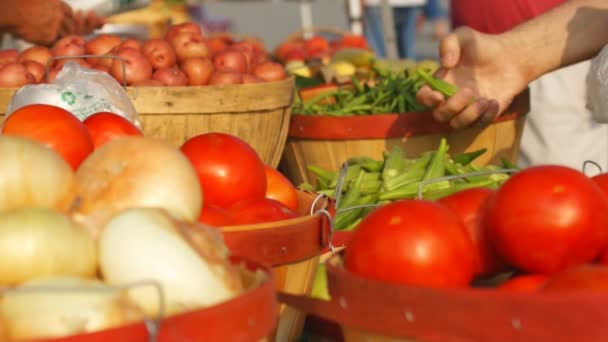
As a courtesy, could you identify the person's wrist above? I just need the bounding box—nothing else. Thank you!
[497,31,539,91]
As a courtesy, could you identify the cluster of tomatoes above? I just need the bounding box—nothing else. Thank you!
[344,165,608,292]
[1,104,300,227]
[274,34,369,63]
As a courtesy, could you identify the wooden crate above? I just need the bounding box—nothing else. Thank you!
[0,77,294,168]
[281,87,529,186]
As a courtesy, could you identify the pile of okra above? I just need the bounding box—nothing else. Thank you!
[298,66,460,116]
[299,138,517,231]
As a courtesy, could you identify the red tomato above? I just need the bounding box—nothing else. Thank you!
[304,36,330,56]
[83,112,142,149]
[2,104,93,169]
[496,274,550,293]
[229,198,299,225]
[542,264,608,292]
[591,173,608,196]
[344,200,476,288]
[180,133,267,208]
[264,165,298,212]
[198,205,232,227]
[439,188,509,277]
[483,165,608,274]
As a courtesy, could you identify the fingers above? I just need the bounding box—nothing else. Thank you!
[432,88,475,123]
[416,85,445,108]
[474,99,501,127]
[448,99,488,129]
[439,34,461,68]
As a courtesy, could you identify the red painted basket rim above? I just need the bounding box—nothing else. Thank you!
[288,111,523,140]
[38,256,278,342]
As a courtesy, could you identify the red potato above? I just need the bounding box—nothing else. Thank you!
[253,62,286,82]
[133,79,164,87]
[152,67,188,86]
[242,74,263,84]
[142,39,177,69]
[165,22,203,43]
[86,34,122,65]
[92,53,115,68]
[0,63,35,87]
[117,38,143,51]
[172,32,211,61]
[110,48,153,86]
[22,60,46,83]
[90,64,111,73]
[52,35,86,57]
[209,70,243,85]
[206,37,228,55]
[47,69,59,83]
[0,49,19,67]
[213,49,247,73]
[18,46,52,66]
[254,54,270,66]
[181,57,214,86]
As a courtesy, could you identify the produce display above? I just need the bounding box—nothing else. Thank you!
[0,102,301,340]
[0,22,287,87]
[331,164,608,297]
[2,14,606,341]
[301,139,513,231]
[295,61,455,116]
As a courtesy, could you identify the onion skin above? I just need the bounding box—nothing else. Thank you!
[99,208,244,316]
[72,136,203,238]
[0,207,97,286]
[0,276,144,341]
[0,136,75,212]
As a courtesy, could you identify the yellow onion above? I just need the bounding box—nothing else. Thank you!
[71,136,203,238]
[0,276,144,341]
[0,207,97,286]
[0,136,74,212]
[99,207,244,317]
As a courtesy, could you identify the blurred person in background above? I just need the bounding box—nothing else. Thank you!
[417,0,449,40]
[363,0,427,60]
[442,0,607,171]
[0,0,105,46]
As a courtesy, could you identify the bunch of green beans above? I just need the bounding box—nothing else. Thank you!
[299,139,516,231]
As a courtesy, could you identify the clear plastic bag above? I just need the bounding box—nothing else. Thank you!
[6,62,141,128]
[586,44,608,123]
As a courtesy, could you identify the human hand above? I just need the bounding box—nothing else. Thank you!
[8,0,105,45]
[416,27,530,128]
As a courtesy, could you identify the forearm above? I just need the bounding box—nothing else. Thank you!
[501,0,608,82]
[0,0,20,33]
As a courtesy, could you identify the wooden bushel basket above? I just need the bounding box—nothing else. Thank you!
[0,76,294,168]
[281,86,529,186]
[280,255,608,342]
[220,190,332,342]
[34,257,278,342]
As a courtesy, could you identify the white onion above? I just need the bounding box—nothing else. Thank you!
[0,207,97,286]
[0,276,143,341]
[99,208,244,317]
[72,136,203,238]
[0,136,74,212]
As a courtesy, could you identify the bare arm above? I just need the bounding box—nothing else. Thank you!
[506,0,608,81]
[417,0,608,129]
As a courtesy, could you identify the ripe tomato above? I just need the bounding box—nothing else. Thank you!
[264,165,298,211]
[496,274,550,293]
[439,188,509,277]
[229,198,299,225]
[180,133,267,208]
[542,265,608,292]
[83,112,142,149]
[483,165,608,274]
[2,104,93,169]
[198,205,232,227]
[344,200,476,288]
